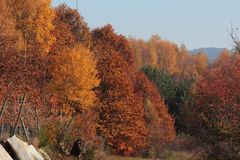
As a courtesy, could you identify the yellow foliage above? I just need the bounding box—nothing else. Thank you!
[0,0,23,50]
[175,45,192,81]
[191,51,208,79]
[49,45,100,109]
[35,0,55,54]
[156,40,177,75]
[8,0,55,54]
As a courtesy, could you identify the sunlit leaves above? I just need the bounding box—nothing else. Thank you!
[48,45,100,110]
[8,0,55,54]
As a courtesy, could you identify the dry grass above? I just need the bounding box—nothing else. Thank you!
[105,150,194,160]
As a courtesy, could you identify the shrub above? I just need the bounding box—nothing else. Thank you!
[188,56,240,160]
[79,142,106,160]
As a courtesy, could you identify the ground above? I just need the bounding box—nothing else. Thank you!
[106,150,195,160]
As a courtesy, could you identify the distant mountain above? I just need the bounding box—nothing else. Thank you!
[189,47,229,61]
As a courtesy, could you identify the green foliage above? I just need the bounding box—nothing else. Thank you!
[141,66,193,132]
[172,80,193,132]
[141,66,176,102]
[39,127,51,147]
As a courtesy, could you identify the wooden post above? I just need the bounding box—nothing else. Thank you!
[0,98,8,118]
[0,98,8,138]
[11,93,26,136]
[35,107,40,134]
[0,124,4,138]
[21,118,29,143]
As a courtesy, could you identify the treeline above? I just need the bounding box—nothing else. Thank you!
[0,0,239,160]
[0,0,174,158]
[129,35,209,81]
[129,36,240,159]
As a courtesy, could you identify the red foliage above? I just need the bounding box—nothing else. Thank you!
[194,57,240,136]
[92,24,134,66]
[135,72,176,145]
[188,56,240,158]
[93,31,148,156]
[0,0,49,129]
[50,15,76,55]
[54,4,92,48]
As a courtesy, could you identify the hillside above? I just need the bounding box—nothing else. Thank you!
[189,47,230,61]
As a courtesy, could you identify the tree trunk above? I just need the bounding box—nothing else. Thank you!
[21,118,29,143]
[35,107,40,134]
[153,150,159,160]
[0,98,8,138]
[11,93,26,136]
[0,98,8,118]
[0,124,4,138]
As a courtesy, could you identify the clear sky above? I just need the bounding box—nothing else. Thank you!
[52,0,240,50]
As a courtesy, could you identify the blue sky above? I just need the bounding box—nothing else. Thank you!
[52,0,240,50]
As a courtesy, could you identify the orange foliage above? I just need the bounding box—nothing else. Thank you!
[71,109,98,144]
[54,4,92,48]
[93,24,134,66]
[135,72,176,144]
[149,35,178,74]
[8,0,55,54]
[175,45,192,81]
[190,51,208,79]
[129,36,209,81]
[0,2,181,158]
[48,45,100,111]
[215,49,231,63]
[92,26,148,156]
[50,9,76,55]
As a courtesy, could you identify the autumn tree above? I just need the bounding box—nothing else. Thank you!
[141,66,176,104]
[93,24,134,66]
[92,25,148,156]
[129,35,182,75]
[141,66,193,132]
[50,4,92,55]
[0,0,50,136]
[174,44,193,81]
[43,4,99,151]
[129,35,210,83]
[146,38,158,67]
[45,44,100,149]
[7,0,55,55]
[147,35,177,74]
[129,38,144,68]
[0,0,23,51]
[48,45,99,111]
[188,55,240,159]
[0,0,22,91]
[50,10,76,55]
[0,43,48,135]
[190,51,208,79]
[54,4,92,48]
[215,49,231,63]
[135,72,175,158]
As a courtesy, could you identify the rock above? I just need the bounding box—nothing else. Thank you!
[7,135,44,160]
[0,144,13,160]
[28,145,44,160]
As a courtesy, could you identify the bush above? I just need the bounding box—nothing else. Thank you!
[79,142,106,160]
[187,57,240,160]
[39,127,51,147]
